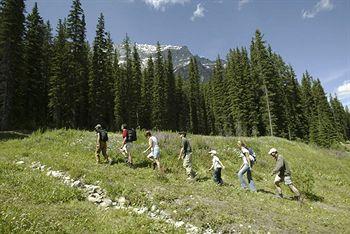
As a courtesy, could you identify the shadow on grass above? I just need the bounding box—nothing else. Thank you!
[196,176,211,182]
[0,131,29,141]
[257,188,275,195]
[133,160,151,169]
[304,192,324,202]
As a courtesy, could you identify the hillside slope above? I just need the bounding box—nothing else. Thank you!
[0,130,349,233]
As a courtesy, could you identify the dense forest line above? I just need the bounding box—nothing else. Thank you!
[0,0,349,147]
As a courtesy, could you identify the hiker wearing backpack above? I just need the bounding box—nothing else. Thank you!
[143,131,161,170]
[237,140,256,191]
[120,124,136,167]
[208,150,225,185]
[268,148,301,200]
[95,124,112,164]
[178,132,197,180]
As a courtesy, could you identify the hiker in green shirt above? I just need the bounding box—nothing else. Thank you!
[178,132,196,180]
[268,148,300,200]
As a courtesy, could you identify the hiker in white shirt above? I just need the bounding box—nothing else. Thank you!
[208,150,225,185]
[237,140,256,191]
[143,131,161,170]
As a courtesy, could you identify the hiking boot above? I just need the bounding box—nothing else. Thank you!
[152,162,157,170]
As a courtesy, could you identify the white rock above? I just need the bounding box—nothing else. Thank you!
[71,180,82,188]
[40,165,46,171]
[16,161,25,165]
[175,221,185,228]
[100,198,113,207]
[87,193,103,203]
[118,197,127,206]
[46,171,52,176]
[151,205,157,212]
[51,171,63,178]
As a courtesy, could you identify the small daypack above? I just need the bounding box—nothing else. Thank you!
[246,147,256,162]
[99,130,109,142]
[127,128,137,142]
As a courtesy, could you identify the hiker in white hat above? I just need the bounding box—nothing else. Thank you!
[208,150,225,185]
[268,148,301,200]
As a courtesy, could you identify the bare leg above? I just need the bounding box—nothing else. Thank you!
[274,181,283,197]
[288,184,300,197]
[128,152,133,164]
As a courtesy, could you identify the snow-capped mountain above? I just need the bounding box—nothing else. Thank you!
[115,43,225,82]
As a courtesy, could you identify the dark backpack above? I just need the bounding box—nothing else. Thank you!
[99,130,108,142]
[246,147,256,162]
[127,128,137,142]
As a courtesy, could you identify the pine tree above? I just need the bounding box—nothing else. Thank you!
[152,42,166,129]
[67,0,89,128]
[175,75,189,131]
[188,57,201,133]
[113,49,124,129]
[329,95,347,142]
[105,32,115,129]
[89,13,110,128]
[300,71,315,141]
[311,79,336,147]
[0,0,25,130]
[131,44,142,127]
[48,19,70,127]
[140,57,154,129]
[165,50,177,131]
[23,3,45,129]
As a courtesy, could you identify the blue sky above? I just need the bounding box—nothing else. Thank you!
[26,0,350,106]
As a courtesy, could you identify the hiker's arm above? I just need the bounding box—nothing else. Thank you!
[219,160,225,169]
[245,152,251,168]
[208,164,213,171]
[178,148,183,160]
[272,158,283,175]
[144,138,152,153]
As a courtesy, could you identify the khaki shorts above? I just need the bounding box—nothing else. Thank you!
[121,142,132,153]
[275,175,293,185]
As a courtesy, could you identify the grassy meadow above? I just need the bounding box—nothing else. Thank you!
[0,129,349,233]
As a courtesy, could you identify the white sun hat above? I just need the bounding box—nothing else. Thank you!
[209,150,217,155]
[268,148,278,155]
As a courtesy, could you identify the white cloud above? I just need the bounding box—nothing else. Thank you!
[302,0,334,19]
[143,0,190,11]
[190,3,205,21]
[337,81,350,97]
[238,0,250,11]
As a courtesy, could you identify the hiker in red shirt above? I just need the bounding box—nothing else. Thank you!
[119,124,133,167]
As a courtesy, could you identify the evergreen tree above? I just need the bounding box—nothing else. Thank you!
[175,75,189,131]
[329,95,347,141]
[311,79,336,147]
[165,50,177,131]
[67,0,89,128]
[48,19,70,127]
[140,57,154,129]
[152,42,167,129]
[89,13,110,128]
[105,32,115,129]
[188,57,201,133]
[23,3,45,129]
[300,71,315,141]
[131,43,142,127]
[0,0,25,130]
[113,49,124,129]
[250,30,283,136]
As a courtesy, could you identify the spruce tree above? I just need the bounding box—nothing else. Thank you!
[0,0,25,130]
[152,42,166,129]
[113,49,124,129]
[140,57,154,129]
[89,13,110,128]
[48,19,70,127]
[165,50,177,131]
[329,95,347,141]
[300,71,315,141]
[67,0,89,128]
[131,44,142,127]
[175,75,189,131]
[188,57,201,133]
[23,3,45,129]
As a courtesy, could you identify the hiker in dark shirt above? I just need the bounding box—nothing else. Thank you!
[268,148,300,200]
[95,124,111,164]
[178,132,196,180]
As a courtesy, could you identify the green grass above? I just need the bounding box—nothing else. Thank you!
[1,129,349,233]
